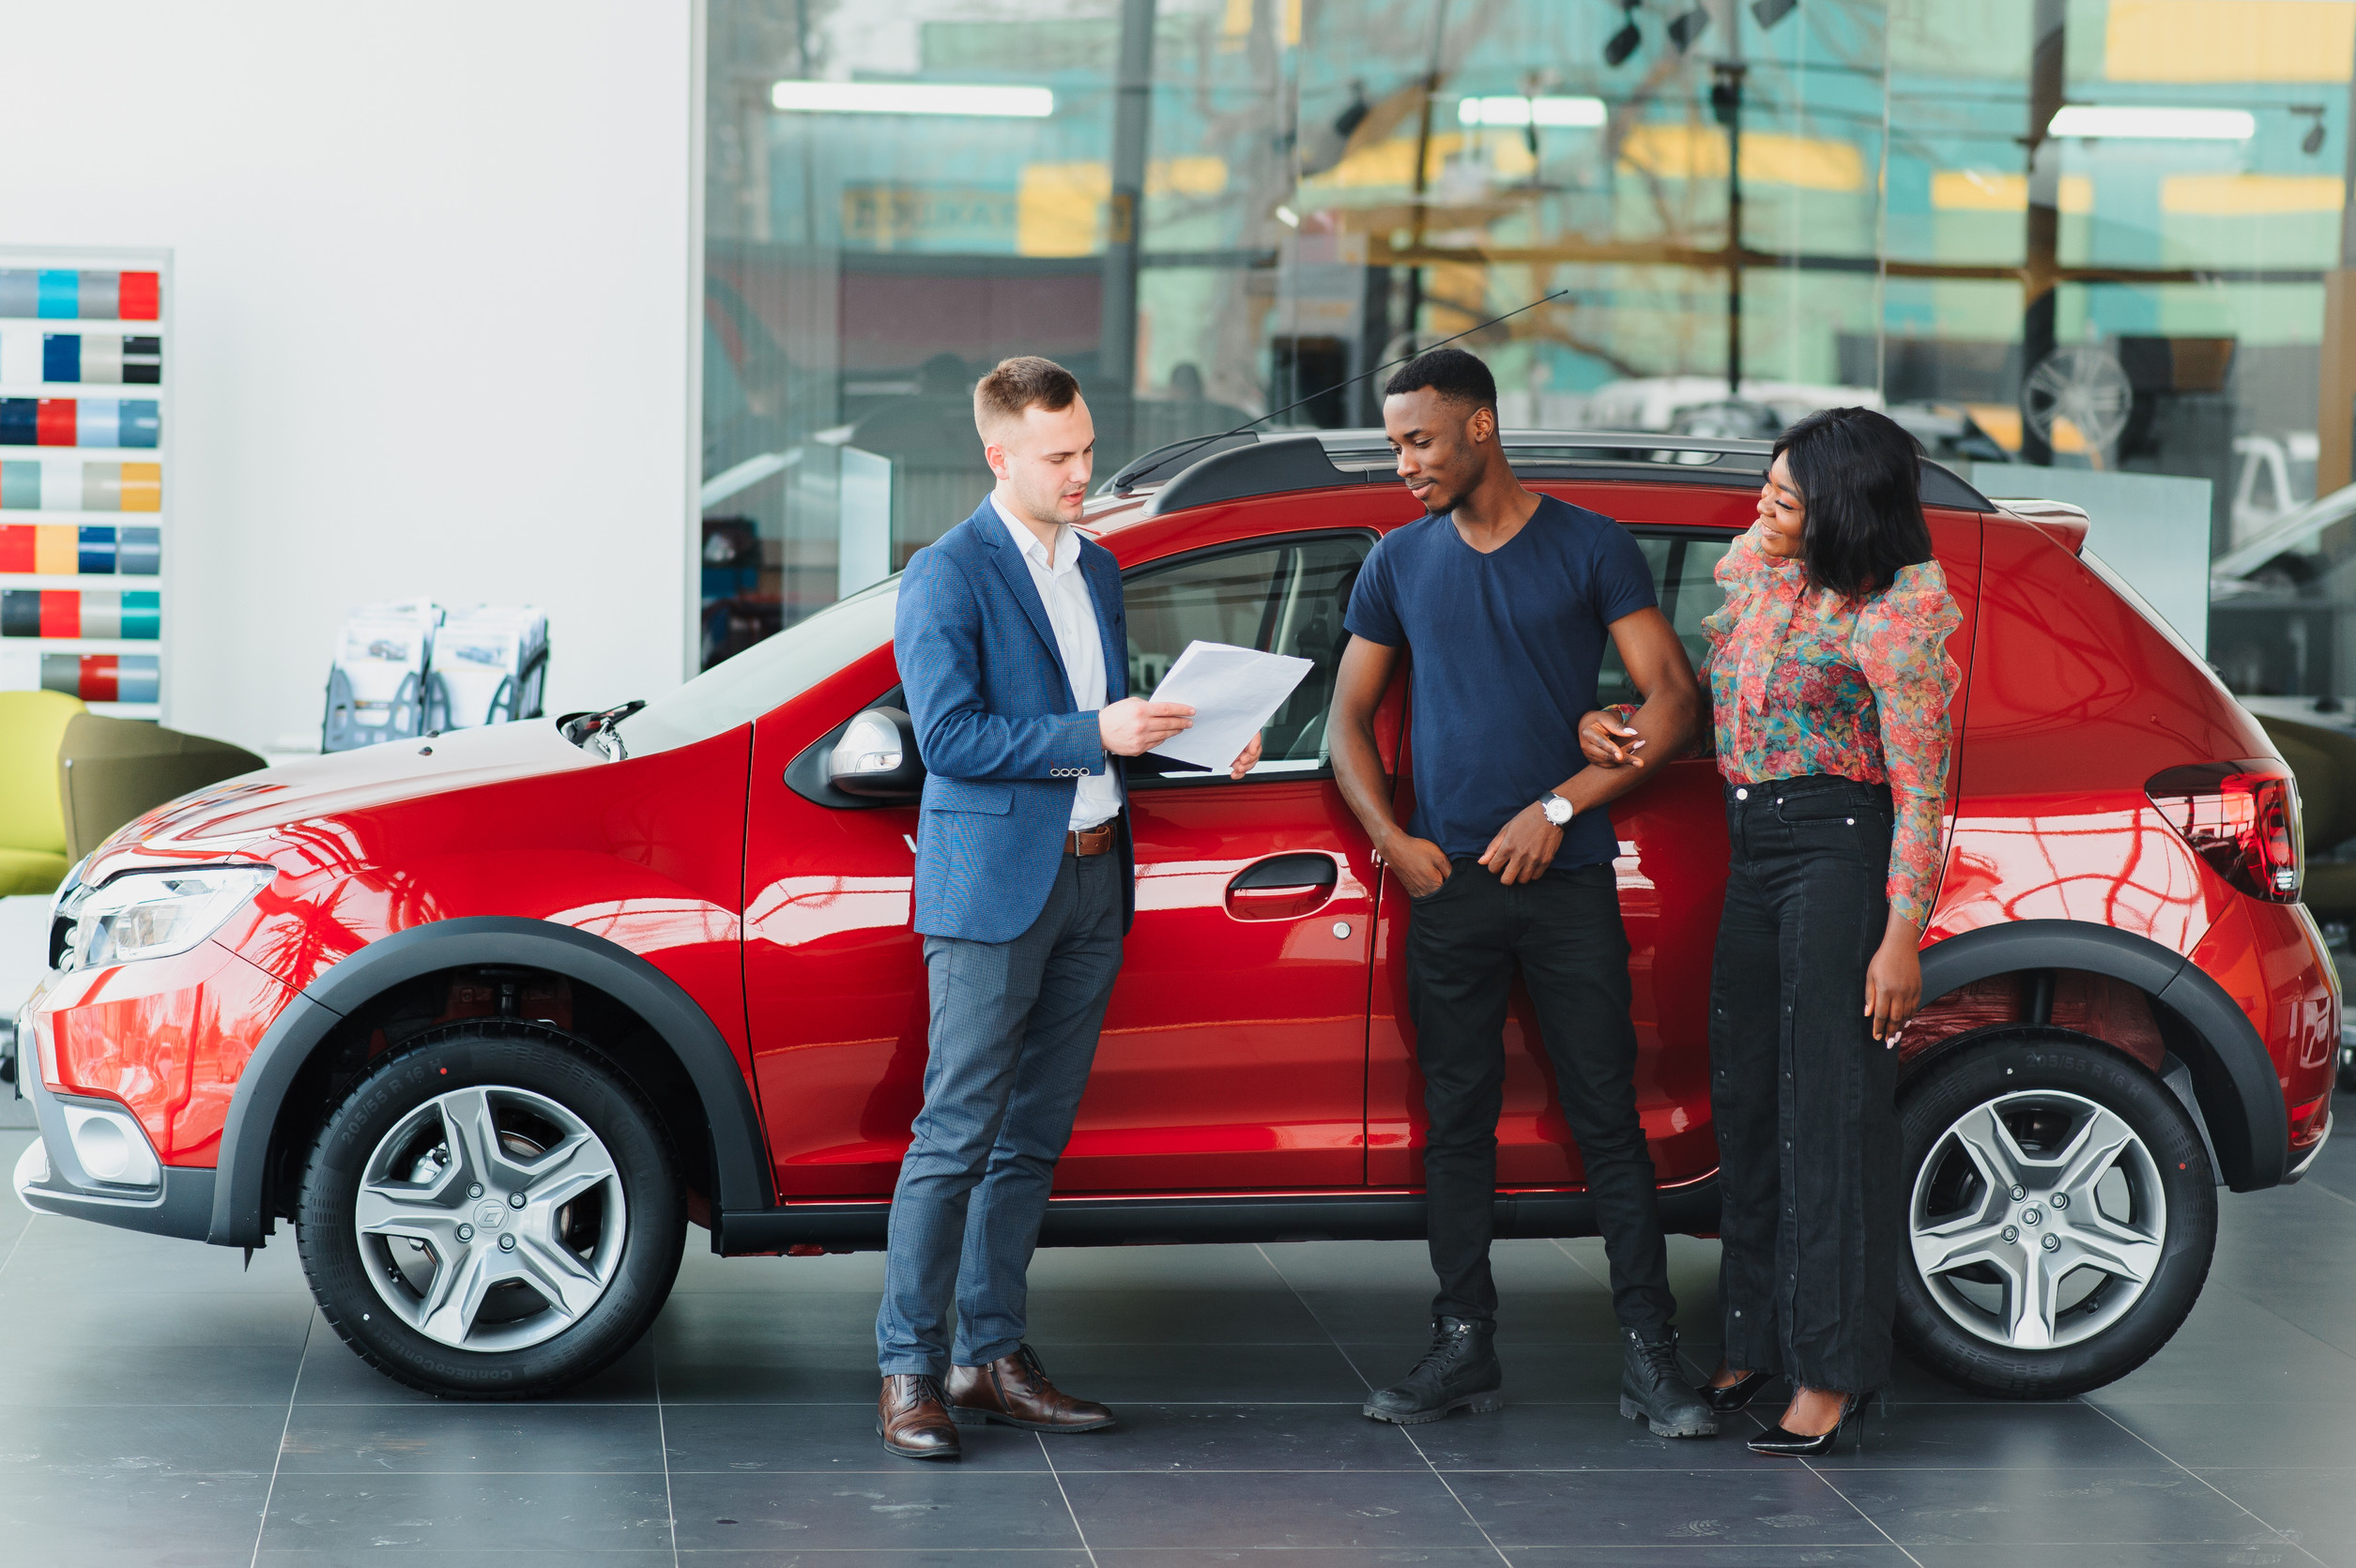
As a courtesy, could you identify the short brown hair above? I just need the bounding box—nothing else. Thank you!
[973,355,1081,442]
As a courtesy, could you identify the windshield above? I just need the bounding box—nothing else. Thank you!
[611,578,899,756]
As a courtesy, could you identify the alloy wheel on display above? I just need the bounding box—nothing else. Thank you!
[353,1084,628,1352]
[1909,1088,2167,1352]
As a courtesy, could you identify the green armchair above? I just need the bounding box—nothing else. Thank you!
[0,689,86,896]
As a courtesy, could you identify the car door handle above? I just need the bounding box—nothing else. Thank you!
[1225,853,1339,921]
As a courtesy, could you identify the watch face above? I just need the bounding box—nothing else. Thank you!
[1543,795,1571,825]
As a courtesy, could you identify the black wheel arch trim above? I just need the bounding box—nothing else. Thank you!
[1918,919,2287,1192]
[207,917,773,1248]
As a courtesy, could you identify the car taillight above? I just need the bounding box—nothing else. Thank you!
[2146,761,2303,904]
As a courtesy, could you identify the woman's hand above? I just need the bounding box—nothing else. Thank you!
[1864,909,1922,1045]
[1577,710,1645,769]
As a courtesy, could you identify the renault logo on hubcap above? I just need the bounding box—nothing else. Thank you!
[473,1200,507,1230]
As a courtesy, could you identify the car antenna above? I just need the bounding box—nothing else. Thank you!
[1113,287,1572,489]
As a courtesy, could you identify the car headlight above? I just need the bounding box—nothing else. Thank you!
[58,866,275,973]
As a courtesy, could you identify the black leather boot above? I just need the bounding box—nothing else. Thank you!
[1619,1328,1718,1439]
[1361,1316,1504,1424]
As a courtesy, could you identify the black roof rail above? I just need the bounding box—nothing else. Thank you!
[1132,428,1995,516]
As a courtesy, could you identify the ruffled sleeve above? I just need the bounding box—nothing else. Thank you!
[1853,561,1964,930]
[1700,523,1773,648]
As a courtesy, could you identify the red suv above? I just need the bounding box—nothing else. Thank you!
[12,433,2335,1401]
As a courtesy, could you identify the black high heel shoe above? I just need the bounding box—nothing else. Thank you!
[1746,1391,1860,1457]
[1698,1369,1773,1414]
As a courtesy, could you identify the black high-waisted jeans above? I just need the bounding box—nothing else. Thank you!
[1712,774,1902,1393]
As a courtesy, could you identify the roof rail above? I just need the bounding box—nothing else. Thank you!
[1130,428,1995,516]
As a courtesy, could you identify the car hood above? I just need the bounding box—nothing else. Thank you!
[84,720,599,877]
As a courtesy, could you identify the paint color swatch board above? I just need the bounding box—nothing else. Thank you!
[0,251,168,716]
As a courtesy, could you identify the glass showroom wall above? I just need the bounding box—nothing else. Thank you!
[701,0,2356,701]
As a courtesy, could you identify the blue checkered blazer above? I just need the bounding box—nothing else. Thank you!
[895,500,1133,943]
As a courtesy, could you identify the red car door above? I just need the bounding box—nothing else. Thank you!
[742,528,1391,1198]
[1367,498,1981,1195]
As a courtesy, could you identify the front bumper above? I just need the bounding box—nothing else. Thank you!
[13,1065,213,1241]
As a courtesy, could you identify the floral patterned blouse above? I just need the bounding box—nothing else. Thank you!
[1698,524,1963,930]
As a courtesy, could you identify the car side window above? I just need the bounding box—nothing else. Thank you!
[1594,532,1732,719]
[1121,532,1370,783]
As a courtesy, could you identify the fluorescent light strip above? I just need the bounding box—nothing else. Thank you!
[771,80,1054,117]
[1458,95,1608,129]
[2048,104,2254,140]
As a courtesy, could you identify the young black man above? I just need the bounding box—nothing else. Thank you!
[1327,347,1714,1437]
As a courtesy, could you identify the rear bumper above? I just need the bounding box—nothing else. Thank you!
[2285,1101,2333,1185]
[12,1068,213,1241]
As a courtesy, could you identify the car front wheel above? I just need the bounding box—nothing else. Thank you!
[1895,1030,2216,1399]
[297,1022,685,1397]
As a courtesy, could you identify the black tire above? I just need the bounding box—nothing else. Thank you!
[1894,1030,2216,1399]
[297,1021,685,1398]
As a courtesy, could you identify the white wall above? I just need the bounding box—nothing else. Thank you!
[0,2,698,752]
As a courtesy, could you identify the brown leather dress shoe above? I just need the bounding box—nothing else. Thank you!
[877,1374,962,1461]
[946,1344,1115,1432]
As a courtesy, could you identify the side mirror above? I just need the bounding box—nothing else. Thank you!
[828,707,925,800]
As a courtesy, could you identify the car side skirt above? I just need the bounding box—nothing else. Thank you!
[713,1178,1724,1255]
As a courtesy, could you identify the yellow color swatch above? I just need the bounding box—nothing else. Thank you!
[1931,170,2094,213]
[2161,173,2347,214]
[2105,0,2356,83]
[33,524,75,574]
[117,463,161,512]
[1618,125,1866,191]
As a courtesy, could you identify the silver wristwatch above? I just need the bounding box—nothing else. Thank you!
[1539,792,1574,827]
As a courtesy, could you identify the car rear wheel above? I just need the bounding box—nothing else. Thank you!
[1895,1030,2216,1399]
[297,1022,685,1398]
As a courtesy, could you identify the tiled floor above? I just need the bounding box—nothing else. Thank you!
[2,1110,2353,1567]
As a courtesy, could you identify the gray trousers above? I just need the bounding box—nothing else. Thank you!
[876,850,1124,1376]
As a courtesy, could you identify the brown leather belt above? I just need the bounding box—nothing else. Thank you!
[1064,818,1119,857]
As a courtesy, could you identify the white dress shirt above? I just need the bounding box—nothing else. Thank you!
[993,493,1122,830]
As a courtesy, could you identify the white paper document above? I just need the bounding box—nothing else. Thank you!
[1143,639,1314,773]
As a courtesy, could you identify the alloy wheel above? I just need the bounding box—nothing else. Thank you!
[1909,1088,2167,1352]
[352,1083,628,1352]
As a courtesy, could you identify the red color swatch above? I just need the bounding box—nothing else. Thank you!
[76,654,118,701]
[116,274,160,321]
[39,589,79,638]
[35,400,75,447]
[0,525,29,572]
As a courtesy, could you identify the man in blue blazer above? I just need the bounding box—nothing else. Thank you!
[876,357,1258,1461]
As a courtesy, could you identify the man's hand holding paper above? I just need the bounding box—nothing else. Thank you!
[1141,640,1313,778]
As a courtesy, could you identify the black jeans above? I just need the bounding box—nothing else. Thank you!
[1406,859,1675,1334]
[1712,775,1903,1393]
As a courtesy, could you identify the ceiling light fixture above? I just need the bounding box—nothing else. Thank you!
[1604,2,1642,68]
[1458,95,1609,129]
[770,81,1055,117]
[2294,104,2327,156]
[1667,7,1712,51]
[2046,104,2255,140]
[1752,0,1798,27]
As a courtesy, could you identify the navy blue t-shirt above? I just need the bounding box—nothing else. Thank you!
[1343,495,1657,872]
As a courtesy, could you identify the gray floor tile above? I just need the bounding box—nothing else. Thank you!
[2081,1286,2356,1406]
[0,1284,315,1347]
[2097,1398,2356,1469]
[1056,1469,1496,1550]
[1905,1548,2308,1568]
[1505,1549,1915,1567]
[661,1400,1050,1472]
[1410,1401,1760,1470]
[258,1554,674,1568]
[257,1472,674,1552]
[1446,1467,1881,1549]
[0,1402,286,1474]
[1833,1466,2298,1547]
[672,1556,1090,1568]
[1094,1554,1506,1568]
[2190,1466,2356,1549]
[1019,1286,1330,1344]
[649,1288,882,1349]
[0,1467,273,1554]
[277,1402,666,1473]
[667,1469,1082,1550]
[1046,1401,1429,1470]
[0,1341,299,1406]
[1805,1397,2175,1469]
